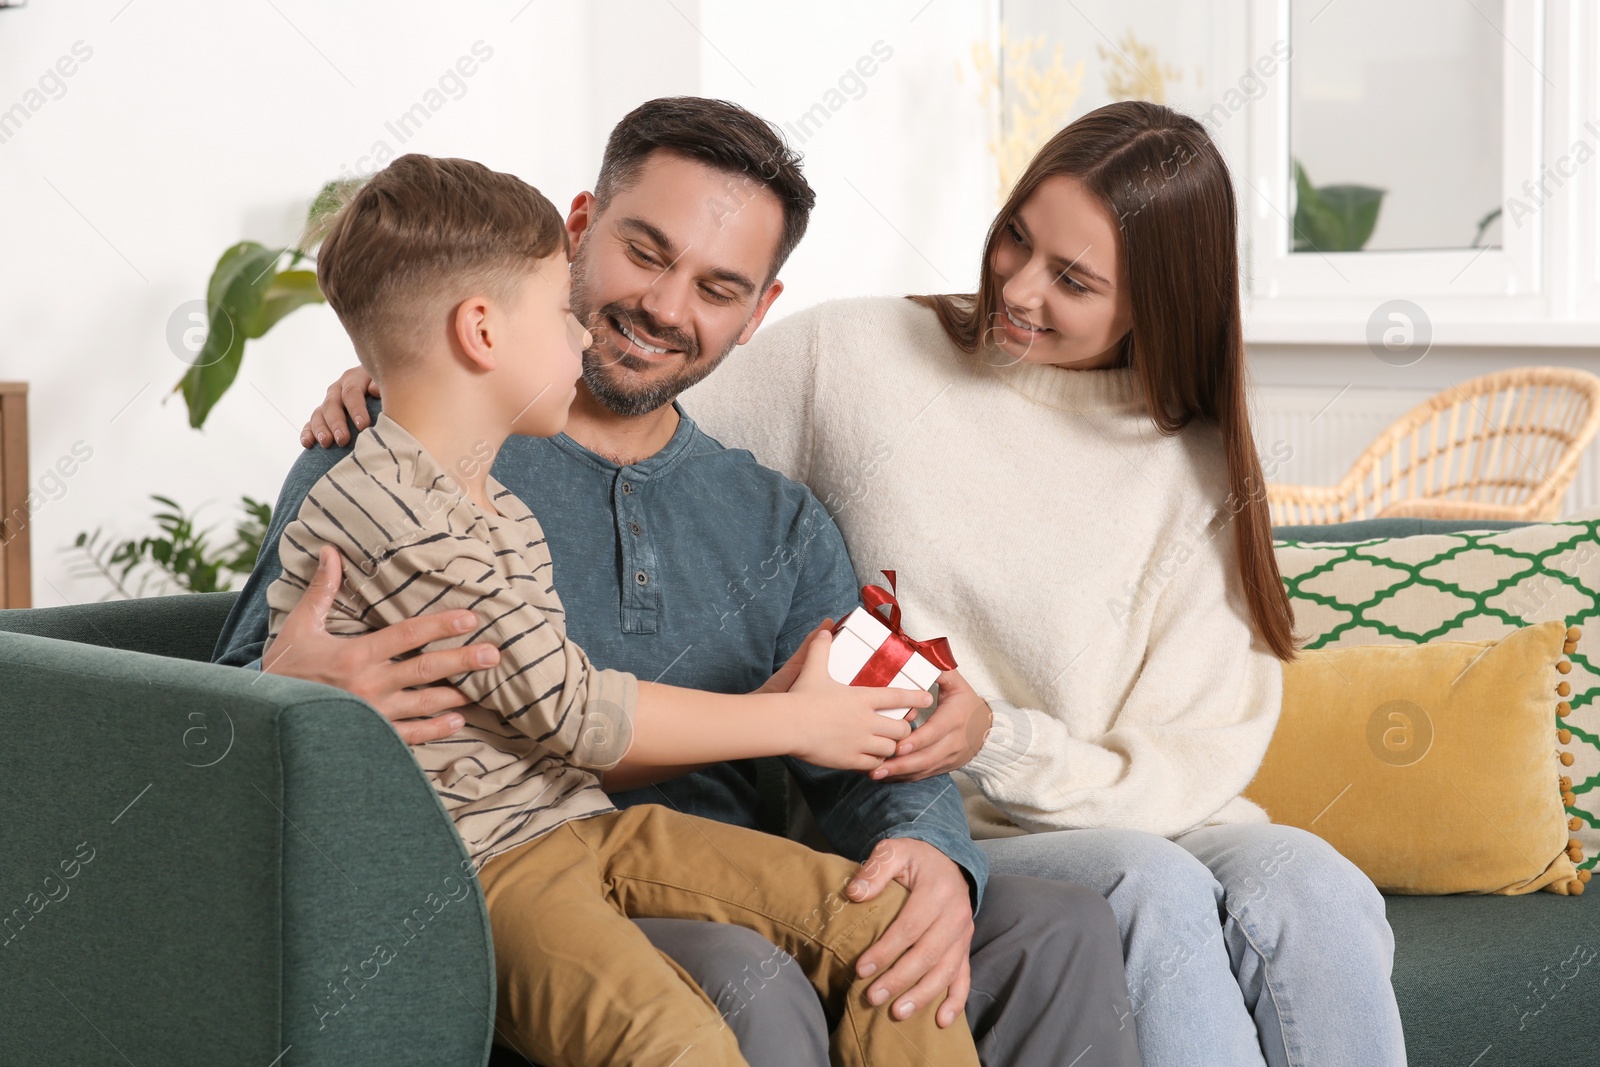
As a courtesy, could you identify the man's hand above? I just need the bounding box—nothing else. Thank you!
[263,545,499,744]
[847,838,975,1028]
[872,668,993,782]
[301,366,379,448]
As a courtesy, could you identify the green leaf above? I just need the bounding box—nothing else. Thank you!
[1291,159,1386,253]
[177,241,281,429]
[300,178,367,252]
[1315,184,1385,251]
[221,494,274,575]
[307,180,354,225]
[244,269,324,337]
[1293,161,1339,252]
[176,176,360,432]
[202,242,277,313]
[1294,160,1314,209]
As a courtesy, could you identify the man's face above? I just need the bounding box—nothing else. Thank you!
[567,150,787,416]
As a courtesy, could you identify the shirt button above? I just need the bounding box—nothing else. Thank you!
[630,521,642,536]
[634,570,649,585]
[621,481,634,495]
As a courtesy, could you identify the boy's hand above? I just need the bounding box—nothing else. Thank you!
[784,629,926,772]
[752,618,832,696]
[301,366,379,448]
[264,545,496,744]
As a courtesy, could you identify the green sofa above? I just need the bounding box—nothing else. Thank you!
[3,520,1594,1065]
[0,593,496,1066]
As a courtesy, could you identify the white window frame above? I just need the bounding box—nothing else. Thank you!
[1576,1,1600,317]
[1240,0,1600,346]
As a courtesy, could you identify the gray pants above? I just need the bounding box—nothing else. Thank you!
[639,873,1140,1067]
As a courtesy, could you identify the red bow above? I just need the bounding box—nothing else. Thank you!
[835,570,959,686]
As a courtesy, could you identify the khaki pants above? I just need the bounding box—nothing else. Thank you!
[477,803,981,1067]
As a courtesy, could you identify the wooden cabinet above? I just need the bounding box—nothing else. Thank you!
[0,383,29,608]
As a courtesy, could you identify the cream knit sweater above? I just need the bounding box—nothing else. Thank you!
[680,296,1282,840]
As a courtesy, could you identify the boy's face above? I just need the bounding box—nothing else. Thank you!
[504,253,592,439]
[567,151,787,417]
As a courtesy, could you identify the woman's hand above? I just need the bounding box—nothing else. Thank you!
[301,366,379,448]
[871,668,994,782]
[785,628,928,772]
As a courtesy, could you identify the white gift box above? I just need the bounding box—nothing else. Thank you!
[827,606,942,719]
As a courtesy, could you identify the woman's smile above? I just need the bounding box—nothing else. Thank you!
[1001,305,1053,342]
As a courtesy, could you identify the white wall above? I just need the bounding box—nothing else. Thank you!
[0,0,1000,607]
[695,0,998,313]
[0,0,607,606]
[3,0,1594,608]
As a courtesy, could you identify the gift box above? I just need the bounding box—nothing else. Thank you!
[826,571,957,720]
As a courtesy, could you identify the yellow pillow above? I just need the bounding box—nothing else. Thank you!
[1245,620,1583,895]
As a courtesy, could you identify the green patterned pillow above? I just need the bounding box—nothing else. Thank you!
[1274,520,1598,875]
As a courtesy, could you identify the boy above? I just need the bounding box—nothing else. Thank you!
[263,153,978,1067]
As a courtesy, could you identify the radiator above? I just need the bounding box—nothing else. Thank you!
[1252,385,1600,517]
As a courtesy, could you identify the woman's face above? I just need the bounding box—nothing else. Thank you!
[988,175,1134,370]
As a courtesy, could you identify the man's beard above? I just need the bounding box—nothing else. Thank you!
[570,243,743,417]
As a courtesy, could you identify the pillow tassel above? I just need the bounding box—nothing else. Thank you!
[1557,641,1588,895]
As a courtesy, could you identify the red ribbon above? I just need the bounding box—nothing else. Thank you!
[833,570,959,687]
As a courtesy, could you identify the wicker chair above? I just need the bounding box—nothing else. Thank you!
[1268,367,1600,526]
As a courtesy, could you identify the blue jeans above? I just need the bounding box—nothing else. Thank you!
[979,824,1406,1067]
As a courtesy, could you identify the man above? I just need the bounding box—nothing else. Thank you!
[217,96,1137,1067]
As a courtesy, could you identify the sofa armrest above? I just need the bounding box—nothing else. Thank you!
[0,591,241,662]
[0,631,495,1067]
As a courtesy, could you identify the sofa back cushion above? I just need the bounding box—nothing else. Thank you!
[0,590,240,662]
[1271,519,1597,874]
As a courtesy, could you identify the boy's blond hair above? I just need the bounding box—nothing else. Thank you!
[315,153,568,379]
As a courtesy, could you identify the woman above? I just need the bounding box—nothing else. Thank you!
[683,101,1405,1066]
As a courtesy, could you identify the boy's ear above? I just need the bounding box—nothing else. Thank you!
[451,295,497,372]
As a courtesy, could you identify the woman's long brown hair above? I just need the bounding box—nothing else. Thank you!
[912,100,1296,660]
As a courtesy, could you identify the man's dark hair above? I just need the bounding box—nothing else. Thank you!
[594,96,815,282]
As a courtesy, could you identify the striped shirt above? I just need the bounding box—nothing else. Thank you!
[265,412,638,865]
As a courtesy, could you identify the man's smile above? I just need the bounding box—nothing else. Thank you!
[607,312,686,362]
